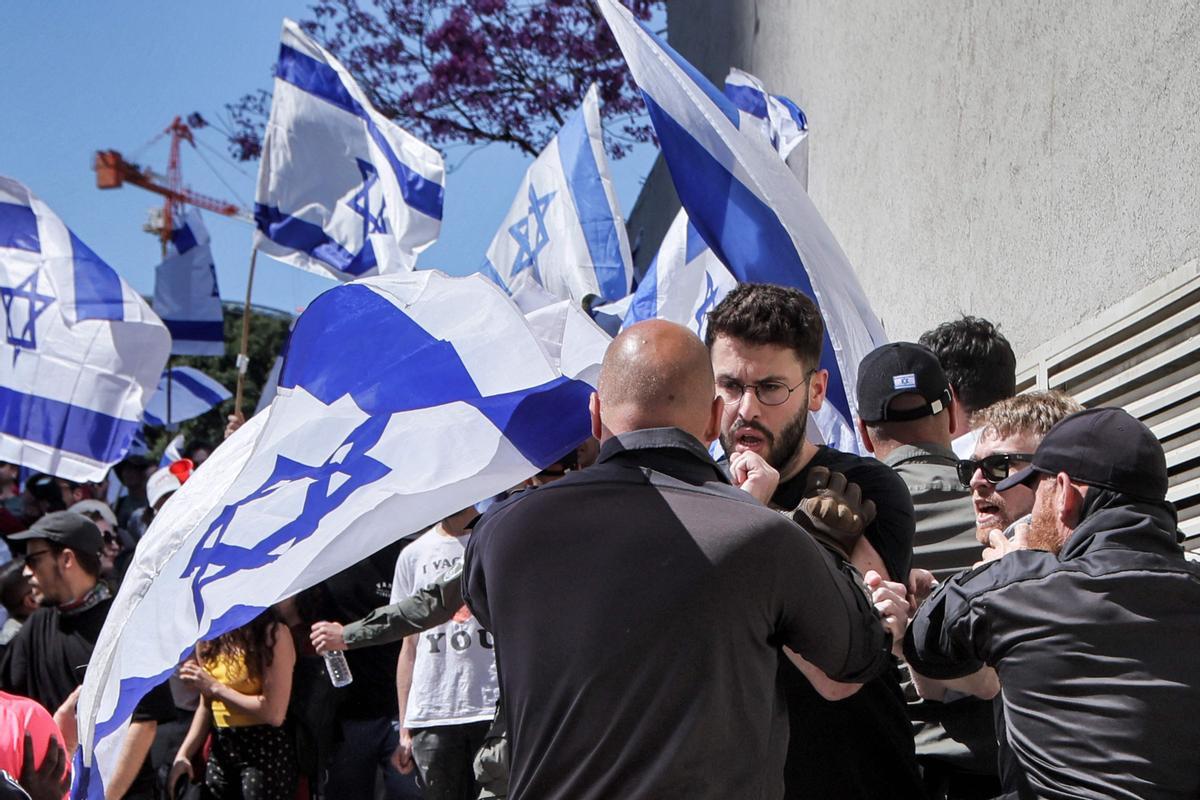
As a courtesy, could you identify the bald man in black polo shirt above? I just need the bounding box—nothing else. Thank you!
[463,320,898,800]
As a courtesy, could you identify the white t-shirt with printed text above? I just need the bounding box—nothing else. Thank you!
[393,526,498,727]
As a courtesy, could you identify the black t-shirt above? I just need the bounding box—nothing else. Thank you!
[773,445,915,582]
[773,447,924,799]
[0,596,175,799]
[317,538,408,719]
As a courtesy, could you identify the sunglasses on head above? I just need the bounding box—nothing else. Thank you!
[956,452,1035,487]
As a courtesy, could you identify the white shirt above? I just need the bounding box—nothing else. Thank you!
[392,526,498,726]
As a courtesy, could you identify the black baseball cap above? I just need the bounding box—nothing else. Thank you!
[856,342,952,423]
[9,511,104,555]
[996,407,1168,501]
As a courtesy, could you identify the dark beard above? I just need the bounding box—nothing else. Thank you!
[720,402,810,472]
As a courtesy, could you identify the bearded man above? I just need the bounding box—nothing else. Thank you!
[704,284,925,800]
[906,408,1200,799]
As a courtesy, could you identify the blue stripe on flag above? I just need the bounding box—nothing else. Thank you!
[170,223,199,254]
[164,319,225,342]
[168,369,229,408]
[0,386,141,464]
[282,284,591,468]
[254,204,378,277]
[68,232,126,321]
[0,202,40,252]
[641,94,853,424]
[275,44,444,221]
[628,17,741,128]
[724,83,768,119]
[555,102,627,301]
[624,255,659,326]
[281,284,480,411]
[473,376,594,469]
[773,93,808,130]
[684,220,708,263]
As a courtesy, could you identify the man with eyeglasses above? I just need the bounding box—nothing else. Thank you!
[963,392,1082,552]
[0,512,174,799]
[705,285,924,800]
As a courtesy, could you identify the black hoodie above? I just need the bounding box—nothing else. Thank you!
[905,493,1200,800]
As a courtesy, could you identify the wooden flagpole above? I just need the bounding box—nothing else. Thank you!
[233,248,258,417]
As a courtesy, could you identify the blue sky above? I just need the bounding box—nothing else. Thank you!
[0,2,656,315]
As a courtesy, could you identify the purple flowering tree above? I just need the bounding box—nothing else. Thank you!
[224,0,661,161]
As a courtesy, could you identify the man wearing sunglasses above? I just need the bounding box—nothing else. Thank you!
[906,408,1200,799]
[855,342,1000,800]
[963,392,1083,551]
[0,512,175,799]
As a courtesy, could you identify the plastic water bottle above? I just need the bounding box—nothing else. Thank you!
[323,650,353,688]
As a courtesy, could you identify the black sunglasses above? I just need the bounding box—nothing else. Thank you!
[956,453,1035,487]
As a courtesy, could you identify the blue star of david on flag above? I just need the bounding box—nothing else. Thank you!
[509,184,555,280]
[346,158,389,241]
[693,271,720,333]
[1,271,55,361]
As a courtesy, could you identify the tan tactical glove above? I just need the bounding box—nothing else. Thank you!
[788,465,876,560]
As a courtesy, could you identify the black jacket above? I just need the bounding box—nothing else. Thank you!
[905,491,1200,799]
[464,427,890,800]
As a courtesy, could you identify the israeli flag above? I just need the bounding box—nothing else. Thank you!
[0,177,170,481]
[142,367,232,428]
[254,19,446,280]
[623,209,736,340]
[481,84,633,304]
[72,270,608,799]
[159,434,184,468]
[621,69,805,341]
[153,210,224,356]
[598,0,886,453]
[724,68,809,161]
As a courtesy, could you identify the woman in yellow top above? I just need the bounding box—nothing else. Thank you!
[168,610,297,799]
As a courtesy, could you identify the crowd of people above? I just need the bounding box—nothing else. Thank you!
[0,282,1197,800]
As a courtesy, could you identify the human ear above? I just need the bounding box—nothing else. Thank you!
[588,392,603,441]
[808,368,828,412]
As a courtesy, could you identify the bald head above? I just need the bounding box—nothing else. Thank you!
[592,320,720,442]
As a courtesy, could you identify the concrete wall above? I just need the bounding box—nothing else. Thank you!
[637,0,1200,356]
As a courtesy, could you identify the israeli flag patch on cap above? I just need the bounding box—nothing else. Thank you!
[893,373,918,390]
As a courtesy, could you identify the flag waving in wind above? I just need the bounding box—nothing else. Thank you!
[143,366,232,428]
[0,176,170,481]
[623,68,807,342]
[255,19,446,280]
[72,270,608,798]
[597,0,886,452]
[481,84,633,305]
[153,209,224,356]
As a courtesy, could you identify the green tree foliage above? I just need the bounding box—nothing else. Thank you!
[142,303,293,461]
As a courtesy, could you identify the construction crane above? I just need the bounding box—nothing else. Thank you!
[94,116,254,250]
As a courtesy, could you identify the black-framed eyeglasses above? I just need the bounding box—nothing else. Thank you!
[716,369,817,406]
[24,548,56,568]
[956,453,1035,487]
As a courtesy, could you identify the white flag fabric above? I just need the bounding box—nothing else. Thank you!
[254,18,446,280]
[142,366,232,428]
[481,84,633,304]
[0,176,170,481]
[597,0,886,453]
[72,270,608,798]
[152,210,224,356]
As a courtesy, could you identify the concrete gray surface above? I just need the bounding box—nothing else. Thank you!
[634,0,1200,356]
